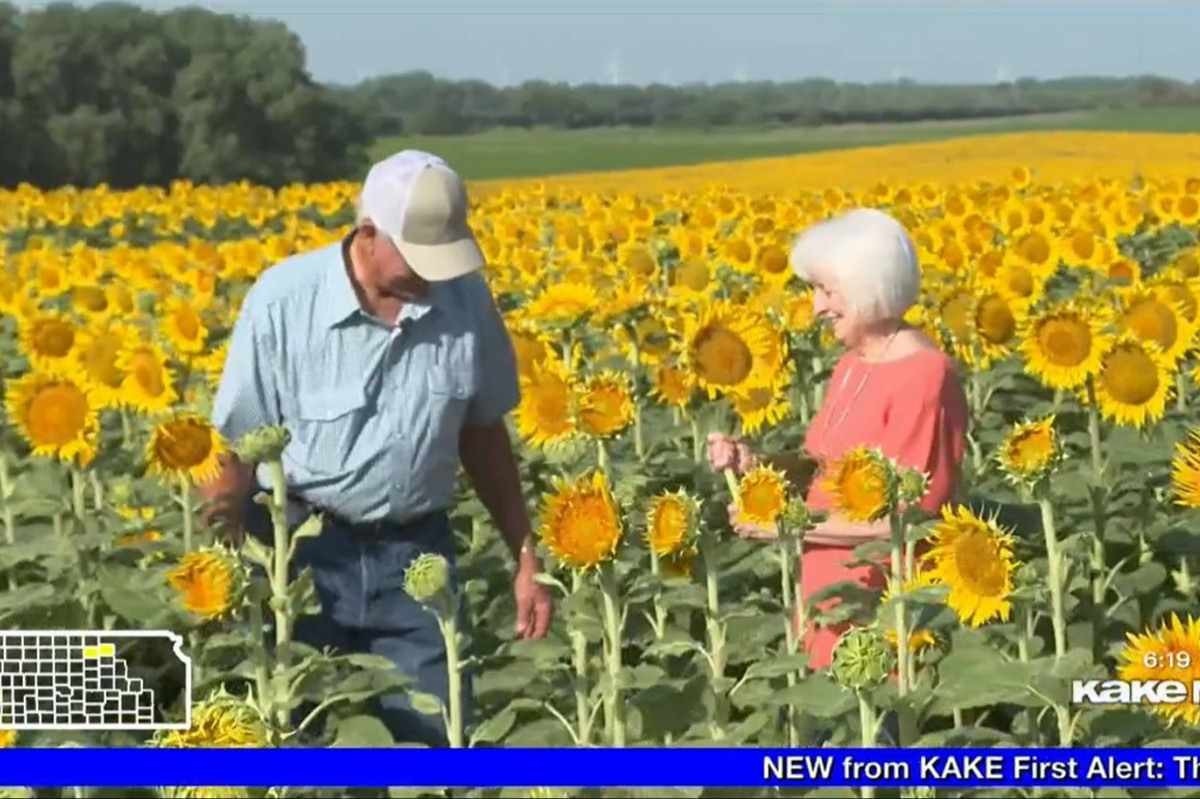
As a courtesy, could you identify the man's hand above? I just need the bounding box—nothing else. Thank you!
[197,453,256,545]
[513,546,553,640]
[459,421,555,639]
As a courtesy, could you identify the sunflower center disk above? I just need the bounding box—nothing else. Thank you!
[1102,347,1160,405]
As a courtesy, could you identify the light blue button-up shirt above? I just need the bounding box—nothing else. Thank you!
[211,234,520,524]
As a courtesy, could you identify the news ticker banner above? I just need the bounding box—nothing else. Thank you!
[0,748,1199,788]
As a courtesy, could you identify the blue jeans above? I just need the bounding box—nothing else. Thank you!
[243,496,472,747]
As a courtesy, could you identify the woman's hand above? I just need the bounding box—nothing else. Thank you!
[706,433,758,475]
[726,503,779,540]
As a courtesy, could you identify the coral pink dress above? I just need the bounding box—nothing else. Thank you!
[799,346,969,670]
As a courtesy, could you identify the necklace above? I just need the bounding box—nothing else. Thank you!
[817,326,902,442]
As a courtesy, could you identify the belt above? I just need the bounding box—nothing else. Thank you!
[286,494,441,537]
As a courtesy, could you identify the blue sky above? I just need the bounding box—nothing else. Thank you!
[17,0,1200,87]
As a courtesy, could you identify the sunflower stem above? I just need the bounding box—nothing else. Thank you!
[179,475,194,554]
[120,408,132,448]
[1037,491,1069,661]
[598,561,625,747]
[595,438,609,477]
[264,457,293,732]
[722,468,741,505]
[858,689,878,799]
[0,453,16,591]
[569,570,592,746]
[778,530,803,748]
[1177,370,1188,413]
[689,410,703,463]
[247,591,272,730]
[70,466,86,521]
[438,612,464,748]
[700,528,728,739]
[952,707,963,729]
[88,471,103,513]
[632,400,645,458]
[889,511,910,700]
[1018,602,1042,747]
[648,548,666,642]
[1179,555,1195,597]
[1085,379,1108,663]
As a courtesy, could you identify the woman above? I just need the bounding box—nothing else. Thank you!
[708,207,969,671]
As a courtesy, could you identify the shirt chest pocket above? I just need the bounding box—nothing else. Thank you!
[426,368,474,441]
[287,384,374,476]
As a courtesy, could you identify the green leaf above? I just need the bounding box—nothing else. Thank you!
[740,653,809,682]
[1114,561,1168,596]
[0,536,60,569]
[287,568,322,617]
[644,639,700,659]
[768,673,855,718]
[333,714,395,747]
[339,653,401,671]
[722,710,773,744]
[620,664,667,690]
[0,583,59,620]
[929,643,1041,713]
[468,707,517,746]
[407,691,443,717]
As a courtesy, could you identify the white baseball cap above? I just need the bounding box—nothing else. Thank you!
[358,149,484,281]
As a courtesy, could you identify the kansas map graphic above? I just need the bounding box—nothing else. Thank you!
[0,630,192,729]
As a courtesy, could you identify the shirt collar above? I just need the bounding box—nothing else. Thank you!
[321,230,444,329]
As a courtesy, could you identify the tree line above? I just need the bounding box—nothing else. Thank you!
[2,2,1199,188]
[340,72,1200,136]
[0,2,369,189]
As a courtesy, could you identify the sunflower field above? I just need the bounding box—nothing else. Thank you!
[3,133,1200,798]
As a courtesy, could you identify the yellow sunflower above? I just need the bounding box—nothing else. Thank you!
[1116,285,1195,366]
[17,311,81,375]
[1116,614,1200,727]
[538,470,623,571]
[117,342,179,413]
[997,416,1061,489]
[515,356,577,449]
[680,300,776,398]
[820,447,897,522]
[160,296,209,356]
[1018,301,1108,391]
[1091,335,1173,429]
[524,281,598,327]
[146,413,227,485]
[4,371,99,466]
[920,505,1016,627]
[730,372,793,436]
[735,464,790,526]
[166,546,245,621]
[72,321,134,409]
[649,361,695,409]
[1171,429,1200,509]
[645,488,698,558]
[153,693,268,747]
[575,371,635,439]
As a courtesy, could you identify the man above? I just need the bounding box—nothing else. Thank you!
[200,149,553,746]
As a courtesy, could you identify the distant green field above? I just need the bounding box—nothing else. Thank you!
[370,106,1200,181]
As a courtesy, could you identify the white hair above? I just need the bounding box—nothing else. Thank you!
[789,207,920,324]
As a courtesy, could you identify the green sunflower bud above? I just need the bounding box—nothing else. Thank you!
[898,468,931,505]
[233,425,291,464]
[781,496,814,533]
[109,477,134,506]
[1014,561,1040,591]
[405,552,450,604]
[830,626,895,691]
